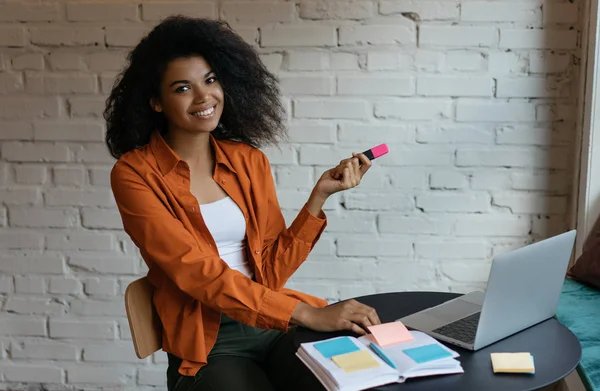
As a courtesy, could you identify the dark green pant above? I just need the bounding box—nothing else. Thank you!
[167,314,325,391]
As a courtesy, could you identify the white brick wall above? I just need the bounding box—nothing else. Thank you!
[0,0,581,389]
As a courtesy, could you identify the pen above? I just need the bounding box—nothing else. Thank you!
[369,342,397,369]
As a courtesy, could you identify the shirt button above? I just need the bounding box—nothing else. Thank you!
[221,179,226,184]
[191,207,195,212]
[254,249,260,255]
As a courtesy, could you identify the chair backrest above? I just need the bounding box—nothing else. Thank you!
[124,276,162,359]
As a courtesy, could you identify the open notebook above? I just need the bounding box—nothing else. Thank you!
[296,330,463,391]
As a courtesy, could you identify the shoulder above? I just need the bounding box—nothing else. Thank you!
[217,139,271,170]
[118,143,154,165]
[110,144,154,182]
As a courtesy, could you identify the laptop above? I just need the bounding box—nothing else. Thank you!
[399,230,576,351]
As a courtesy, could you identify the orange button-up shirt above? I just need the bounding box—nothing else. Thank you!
[111,131,328,376]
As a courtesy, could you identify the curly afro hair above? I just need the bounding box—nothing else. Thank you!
[104,16,286,159]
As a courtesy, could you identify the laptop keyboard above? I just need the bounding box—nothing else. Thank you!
[431,312,481,345]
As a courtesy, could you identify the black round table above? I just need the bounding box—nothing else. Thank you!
[294,291,581,391]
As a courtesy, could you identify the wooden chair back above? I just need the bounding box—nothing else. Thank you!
[124,276,162,359]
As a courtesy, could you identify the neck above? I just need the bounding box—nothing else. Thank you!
[165,130,214,174]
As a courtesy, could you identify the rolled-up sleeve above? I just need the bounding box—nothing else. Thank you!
[111,161,299,330]
[258,153,327,291]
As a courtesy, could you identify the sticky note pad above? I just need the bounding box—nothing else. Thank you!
[332,350,381,373]
[403,344,453,364]
[367,321,414,347]
[314,337,360,359]
[490,353,535,374]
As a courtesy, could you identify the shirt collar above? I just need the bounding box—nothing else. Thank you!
[150,130,237,176]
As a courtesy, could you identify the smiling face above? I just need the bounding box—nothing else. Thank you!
[151,55,224,136]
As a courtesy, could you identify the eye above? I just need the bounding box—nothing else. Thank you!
[175,85,190,93]
[206,76,218,84]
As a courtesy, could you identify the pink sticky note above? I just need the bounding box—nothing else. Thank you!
[367,321,414,347]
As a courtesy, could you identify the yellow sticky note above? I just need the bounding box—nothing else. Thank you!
[490,353,535,374]
[332,350,380,373]
[367,321,414,347]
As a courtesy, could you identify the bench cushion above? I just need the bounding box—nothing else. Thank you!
[556,278,600,391]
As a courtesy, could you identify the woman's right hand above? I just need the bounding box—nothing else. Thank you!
[291,300,381,336]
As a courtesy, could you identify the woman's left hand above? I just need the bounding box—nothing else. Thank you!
[314,152,372,198]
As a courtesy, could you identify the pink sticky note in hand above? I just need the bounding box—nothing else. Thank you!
[367,321,414,347]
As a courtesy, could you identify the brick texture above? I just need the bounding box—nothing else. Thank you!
[0,0,583,388]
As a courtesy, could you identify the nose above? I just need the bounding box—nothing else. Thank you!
[193,84,210,104]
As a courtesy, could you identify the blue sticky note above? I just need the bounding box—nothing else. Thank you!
[314,337,360,358]
[403,344,452,364]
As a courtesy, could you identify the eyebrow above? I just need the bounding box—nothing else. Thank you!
[169,71,215,87]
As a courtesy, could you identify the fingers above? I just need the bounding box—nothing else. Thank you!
[341,299,381,335]
[341,165,354,188]
[350,321,368,336]
[367,306,381,326]
[337,161,359,189]
[339,319,367,336]
[350,154,362,182]
[335,153,371,189]
[339,156,360,175]
[351,300,381,328]
[350,153,361,173]
[352,153,372,175]
[348,312,373,332]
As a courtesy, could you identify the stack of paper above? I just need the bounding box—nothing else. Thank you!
[491,352,535,374]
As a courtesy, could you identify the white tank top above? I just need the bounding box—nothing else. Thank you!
[199,196,254,279]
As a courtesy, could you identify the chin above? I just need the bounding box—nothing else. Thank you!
[192,127,217,134]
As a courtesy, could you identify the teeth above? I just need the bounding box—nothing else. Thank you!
[192,106,214,117]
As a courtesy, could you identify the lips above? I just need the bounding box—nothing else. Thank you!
[189,105,216,117]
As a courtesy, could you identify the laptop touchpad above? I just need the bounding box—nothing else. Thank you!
[428,299,481,323]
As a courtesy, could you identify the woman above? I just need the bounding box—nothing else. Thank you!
[105,15,381,391]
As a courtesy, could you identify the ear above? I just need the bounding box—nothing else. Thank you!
[150,97,163,113]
